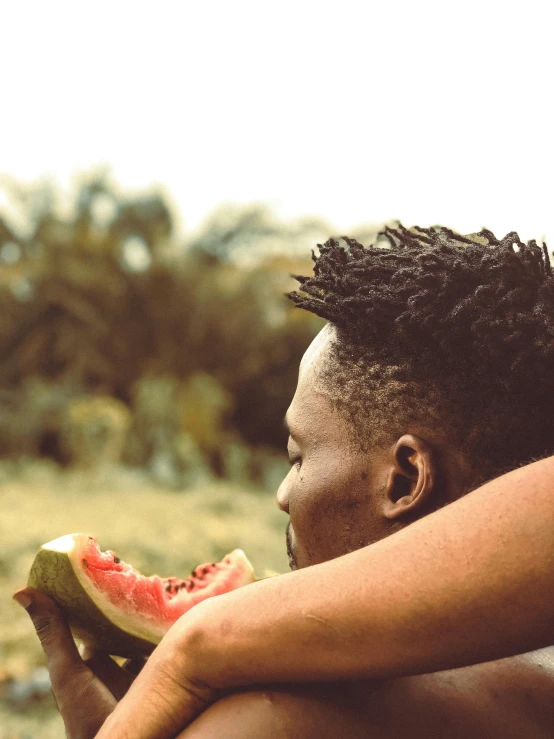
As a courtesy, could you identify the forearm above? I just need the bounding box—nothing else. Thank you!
[186,454,554,685]
[98,453,554,738]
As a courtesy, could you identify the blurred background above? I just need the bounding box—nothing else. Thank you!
[0,1,551,736]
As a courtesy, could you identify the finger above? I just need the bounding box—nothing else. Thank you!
[14,588,117,738]
[82,651,134,701]
[13,587,85,681]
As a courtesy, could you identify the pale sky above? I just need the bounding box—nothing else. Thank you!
[0,1,552,242]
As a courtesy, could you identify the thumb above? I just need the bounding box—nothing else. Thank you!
[13,587,84,679]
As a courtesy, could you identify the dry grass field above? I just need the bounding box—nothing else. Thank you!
[0,461,288,738]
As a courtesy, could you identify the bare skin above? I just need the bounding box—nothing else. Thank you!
[170,325,554,737]
[177,654,554,739]
[15,325,554,737]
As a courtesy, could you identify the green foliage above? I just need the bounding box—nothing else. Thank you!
[0,175,335,479]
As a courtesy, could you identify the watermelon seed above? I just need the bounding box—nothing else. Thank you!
[114,557,121,564]
[83,559,89,568]
[202,567,209,575]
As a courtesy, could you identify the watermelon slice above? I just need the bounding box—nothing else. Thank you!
[28,533,255,657]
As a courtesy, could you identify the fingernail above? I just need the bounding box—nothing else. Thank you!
[13,590,32,609]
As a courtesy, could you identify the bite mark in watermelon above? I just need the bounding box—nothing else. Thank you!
[28,533,255,657]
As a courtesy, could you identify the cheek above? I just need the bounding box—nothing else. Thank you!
[289,457,366,564]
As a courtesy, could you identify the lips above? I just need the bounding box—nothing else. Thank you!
[286,522,297,570]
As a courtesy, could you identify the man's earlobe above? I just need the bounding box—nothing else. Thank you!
[382,435,435,520]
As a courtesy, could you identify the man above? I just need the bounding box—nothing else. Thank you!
[16,225,554,737]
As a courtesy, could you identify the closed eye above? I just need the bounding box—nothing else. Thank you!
[289,457,302,470]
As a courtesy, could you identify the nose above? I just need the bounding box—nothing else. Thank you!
[276,474,290,513]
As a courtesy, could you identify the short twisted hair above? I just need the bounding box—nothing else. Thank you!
[289,224,554,486]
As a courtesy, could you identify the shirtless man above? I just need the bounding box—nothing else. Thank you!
[17,225,554,737]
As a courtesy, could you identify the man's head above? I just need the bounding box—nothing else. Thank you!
[278,225,554,570]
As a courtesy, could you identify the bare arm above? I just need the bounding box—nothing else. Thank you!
[98,453,554,738]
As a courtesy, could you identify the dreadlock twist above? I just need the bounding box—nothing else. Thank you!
[289,224,554,485]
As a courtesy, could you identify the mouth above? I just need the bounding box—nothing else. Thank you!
[286,522,297,571]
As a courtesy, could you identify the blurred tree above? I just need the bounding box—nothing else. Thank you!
[188,202,331,265]
[0,174,381,475]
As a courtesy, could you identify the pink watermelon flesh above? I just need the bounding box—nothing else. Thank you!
[80,535,254,634]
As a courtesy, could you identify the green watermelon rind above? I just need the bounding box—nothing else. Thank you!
[28,545,157,658]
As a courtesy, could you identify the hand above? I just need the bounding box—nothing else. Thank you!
[13,587,139,739]
[96,599,224,738]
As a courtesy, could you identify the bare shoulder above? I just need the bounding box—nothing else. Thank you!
[177,650,554,739]
[352,649,554,739]
[177,682,371,739]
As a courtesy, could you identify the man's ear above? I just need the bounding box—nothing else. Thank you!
[381,434,436,520]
